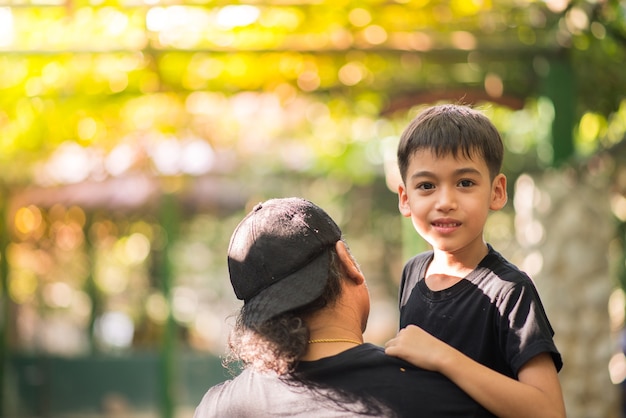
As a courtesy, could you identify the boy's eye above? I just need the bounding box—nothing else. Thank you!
[417,182,435,190]
[458,179,474,187]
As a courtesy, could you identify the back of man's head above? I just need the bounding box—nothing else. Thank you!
[227,197,342,327]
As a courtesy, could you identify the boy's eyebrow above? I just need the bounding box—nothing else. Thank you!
[454,167,482,176]
[409,167,482,180]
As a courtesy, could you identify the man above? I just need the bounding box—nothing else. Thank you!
[194,197,495,417]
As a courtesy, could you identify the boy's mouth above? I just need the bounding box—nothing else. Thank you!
[432,222,461,228]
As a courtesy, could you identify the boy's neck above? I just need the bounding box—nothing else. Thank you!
[428,242,489,278]
[424,245,489,291]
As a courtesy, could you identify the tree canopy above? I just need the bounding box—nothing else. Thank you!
[1,0,625,188]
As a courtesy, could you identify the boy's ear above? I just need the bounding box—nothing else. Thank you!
[335,241,365,285]
[397,183,412,218]
[490,173,508,210]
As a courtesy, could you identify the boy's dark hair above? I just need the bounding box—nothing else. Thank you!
[397,104,504,182]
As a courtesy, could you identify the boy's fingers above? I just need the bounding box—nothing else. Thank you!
[384,345,399,357]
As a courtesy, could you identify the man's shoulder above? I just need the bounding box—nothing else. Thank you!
[199,368,253,402]
[195,368,360,417]
[298,343,420,380]
[198,369,281,406]
[302,343,401,368]
[201,366,402,416]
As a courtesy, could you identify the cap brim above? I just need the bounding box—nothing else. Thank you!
[242,249,331,327]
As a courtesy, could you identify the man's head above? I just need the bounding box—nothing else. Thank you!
[397,104,504,184]
[228,197,342,327]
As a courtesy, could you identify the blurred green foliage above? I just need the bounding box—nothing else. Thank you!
[0,0,625,184]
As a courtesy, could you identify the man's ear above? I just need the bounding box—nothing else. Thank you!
[397,183,412,218]
[490,173,508,211]
[335,241,365,285]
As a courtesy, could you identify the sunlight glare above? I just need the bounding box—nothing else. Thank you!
[173,286,198,324]
[101,8,129,36]
[217,5,260,29]
[106,143,136,176]
[146,292,169,324]
[43,282,74,309]
[151,138,181,175]
[338,62,364,86]
[484,73,503,98]
[95,311,135,349]
[9,271,38,304]
[542,0,568,13]
[451,31,476,50]
[0,8,14,47]
[609,352,626,384]
[44,142,94,184]
[15,206,43,235]
[521,251,543,277]
[363,25,387,45]
[193,310,223,347]
[180,139,215,175]
[124,233,151,265]
[610,194,626,222]
[146,7,167,32]
[348,8,371,27]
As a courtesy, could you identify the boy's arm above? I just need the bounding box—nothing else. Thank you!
[385,325,565,418]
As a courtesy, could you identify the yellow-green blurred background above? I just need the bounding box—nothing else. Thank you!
[1,0,626,417]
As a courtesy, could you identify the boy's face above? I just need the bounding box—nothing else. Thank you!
[398,149,507,259]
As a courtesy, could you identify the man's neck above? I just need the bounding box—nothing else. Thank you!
[300,307,363,361]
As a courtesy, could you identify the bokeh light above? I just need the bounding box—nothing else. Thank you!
[95,311,135,349]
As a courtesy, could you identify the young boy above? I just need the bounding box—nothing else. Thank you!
[384,104,566,418]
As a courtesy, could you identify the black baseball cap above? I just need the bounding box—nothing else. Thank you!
[227,197,342,326]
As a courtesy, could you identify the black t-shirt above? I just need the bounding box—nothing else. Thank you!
[297,343,496,417]
[195,343,496,418]
[399,245,563,378]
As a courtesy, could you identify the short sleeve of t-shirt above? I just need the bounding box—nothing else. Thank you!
[493,269,563,374]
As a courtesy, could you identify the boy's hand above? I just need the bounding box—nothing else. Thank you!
[384,325,453,372]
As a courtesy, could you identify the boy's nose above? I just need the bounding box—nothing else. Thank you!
[435,188,457,211]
